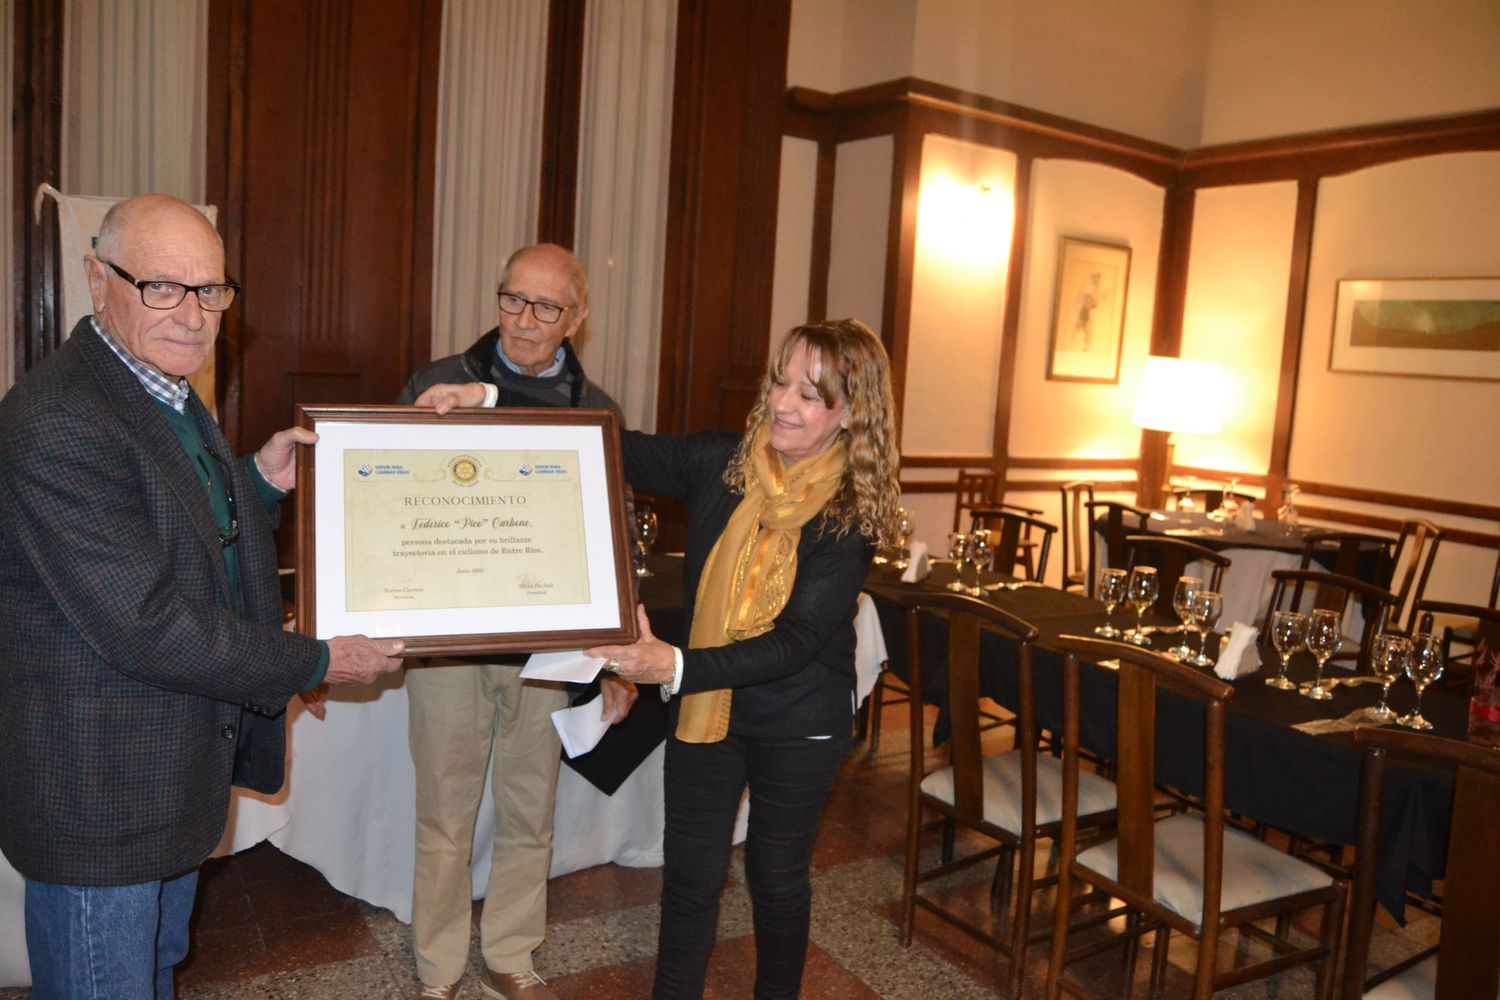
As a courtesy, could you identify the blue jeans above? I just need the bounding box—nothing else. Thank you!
[653,731,850,1000]
[25,868,199,999]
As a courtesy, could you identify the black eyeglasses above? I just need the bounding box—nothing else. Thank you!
[103,260,241,312]
[196,446,240,548]
[497,291,569,325]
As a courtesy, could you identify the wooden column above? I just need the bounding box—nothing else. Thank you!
[1136,180,1195,508]
[538,0,586,248]
[10,0,64,376]
[656,0,792,435]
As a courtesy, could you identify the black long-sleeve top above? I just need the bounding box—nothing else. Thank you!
[621,430,873,738]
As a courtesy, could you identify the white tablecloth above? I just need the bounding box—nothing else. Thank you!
[0,596,888,987]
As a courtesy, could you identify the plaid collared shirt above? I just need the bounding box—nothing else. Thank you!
[91,315,192,413]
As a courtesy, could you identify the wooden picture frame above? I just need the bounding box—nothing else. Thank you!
[294,405,638,657]
[1329,276,1500,381]
[1046,237,1131,384]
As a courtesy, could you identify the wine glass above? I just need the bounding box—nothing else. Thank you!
[1170,576,1204,661]
[1094,568,1128,638]
[946,532,970,593]
[1398,633,1444,730]
[1124,567,1159,646]
[1302,608,1341,700]
[1188,590,1223,667]
[891,508,915,570]
[1368,632,1411,721]
[1266,610,1308,689]
[633,507,659,577]
[964,530,991,597]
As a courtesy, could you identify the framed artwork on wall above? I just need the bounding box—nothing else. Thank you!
[1046,237,1131,383]
[1329,276,1500,380]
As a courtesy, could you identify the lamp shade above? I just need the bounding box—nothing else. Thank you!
[1131,356,1225,435]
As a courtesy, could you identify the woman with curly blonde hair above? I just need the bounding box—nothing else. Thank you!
[590,317,900,999]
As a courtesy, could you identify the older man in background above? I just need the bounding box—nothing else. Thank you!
[401,243,637,1000]
[0,193,405,997]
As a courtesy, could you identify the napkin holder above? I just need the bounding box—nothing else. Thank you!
[900,541,931,583]
[1214,622,1260,679]
[1232,502,1257,531]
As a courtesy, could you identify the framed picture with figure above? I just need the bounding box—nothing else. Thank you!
[1046,237,1131,384]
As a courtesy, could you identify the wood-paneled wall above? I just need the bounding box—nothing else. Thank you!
[656,0,791,436]
[206,0,441,453]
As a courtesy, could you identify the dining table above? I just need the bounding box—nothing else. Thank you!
[865,560,1464,924]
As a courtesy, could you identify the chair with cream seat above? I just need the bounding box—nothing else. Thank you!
[1047,635,1347,1000]
[875,587,1117,996]
[1058,480,1096,594]
[1341,726,1500,999]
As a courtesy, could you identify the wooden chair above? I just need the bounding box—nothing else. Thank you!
[884,590,1117,996]
[1059,480,1096,594]
[1298,530,1398,589]
[1123,534,1231,619]
[1341,726,1500,999]
[1435,545,1500,666]
[1047,635,1347,1000]
[1083,500,1151,598]
[1412,598,1500,690]
[969,508,1057,582]
[1391,519,1444,631]
[953,469,999,531]
[1259,569,1399,671]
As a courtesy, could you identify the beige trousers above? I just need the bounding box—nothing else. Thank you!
[407,660,568,987]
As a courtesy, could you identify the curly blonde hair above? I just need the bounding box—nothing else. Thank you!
[725,319,902,547]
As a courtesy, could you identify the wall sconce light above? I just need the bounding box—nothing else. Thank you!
[1131,355,1226,496]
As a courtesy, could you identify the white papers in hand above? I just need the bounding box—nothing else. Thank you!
[1214,623,1260,680]
[900,541,931,583]
[520,649,607,683]
[551,694,611,758]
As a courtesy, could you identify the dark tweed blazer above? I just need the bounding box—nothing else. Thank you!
[0,319,324,886]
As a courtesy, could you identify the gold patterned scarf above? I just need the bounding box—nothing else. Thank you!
[676,426,848,743]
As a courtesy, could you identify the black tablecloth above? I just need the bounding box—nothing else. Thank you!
[867,561,1461,922]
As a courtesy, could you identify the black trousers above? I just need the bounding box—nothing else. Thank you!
[652,729,850,1000]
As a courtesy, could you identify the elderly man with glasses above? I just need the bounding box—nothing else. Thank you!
[397,243,637,1000]
[0,193,405,997]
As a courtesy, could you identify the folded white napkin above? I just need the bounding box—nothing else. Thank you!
[1233,503,1257,531]
[520,649,607,683]
[900,541,930,583]
[551,694,611,758]
[1214,622,1260,679]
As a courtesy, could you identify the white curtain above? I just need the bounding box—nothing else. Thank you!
[1,0,15,394]
[430,0,549,361]
[574,0,676,432]
[62,0,207,202]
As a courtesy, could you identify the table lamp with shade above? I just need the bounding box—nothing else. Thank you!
[1131,356,1226,503]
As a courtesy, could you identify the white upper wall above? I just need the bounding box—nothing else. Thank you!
[788,0,1500,148]
[1200,0,1500,145]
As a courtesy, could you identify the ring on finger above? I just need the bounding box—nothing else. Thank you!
[606,658,622,674]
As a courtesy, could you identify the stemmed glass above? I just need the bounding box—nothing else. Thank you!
[1170,576,1204,661]
[1398,633,1444,730]
[887,508,915,569]
[963,530,991,597]
[1302,608,1341,700]
[1266,610,1307,689]
[1188,590,1222,667]
[633,507,659,577]
[1123,567,1159,646]
[1094,568,1128,638]
[946,533,970,593]
[1368,632,1411,722]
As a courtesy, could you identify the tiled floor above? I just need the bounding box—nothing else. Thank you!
[2,701,1437,998]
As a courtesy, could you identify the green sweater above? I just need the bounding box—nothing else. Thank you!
[153,398,328,688]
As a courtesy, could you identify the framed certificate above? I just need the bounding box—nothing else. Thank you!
[294,406,639,656]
